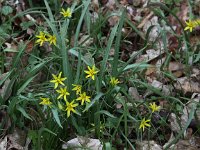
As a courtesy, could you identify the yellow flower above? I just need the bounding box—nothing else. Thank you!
[65,100,78,117]
[39,97,52,106]
[50,72,67,89]
[60,8,72,18]
[72,84,82,95]
[56,87,70,101]
[35,31,47,46]
[110,77,120,86]
[84,65,99,80]
[47,34,56,46]
[76,92,91,105]
[184,20,197,32]
[149,102,160,113]
[139,118,151,131]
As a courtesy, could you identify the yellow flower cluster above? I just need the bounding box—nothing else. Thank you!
[39,65,120,117]
[48,71,93,117]
[35,31,57,46]
[139,102,161,131]
[184,19,200,32]
[49,72,80,117]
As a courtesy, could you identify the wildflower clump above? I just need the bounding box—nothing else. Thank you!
[139,118,151,131]
[184,19,200,32]
[36,32,57,46]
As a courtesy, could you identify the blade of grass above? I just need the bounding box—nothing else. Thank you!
[74,0,91,83]
[112,9,125,76]
[99,24,119,88]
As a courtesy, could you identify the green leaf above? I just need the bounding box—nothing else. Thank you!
[52,109,63,128]
[95,110,116,118]
[122,63,151,72]
[17,75,36,95]
[83,92,103,112]
[1,6,13,15]
[104,142,112,150]
[16,105,32,120]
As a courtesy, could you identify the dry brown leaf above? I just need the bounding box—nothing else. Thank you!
[168,62,184,72]
[143,16,159,41]
[108,15,119,27]
[137,11,154,29]
[136,140,162,150]
[0,136,7,150]
[168,61,185,77]
[91,0,99,12]
[78,35,94,47]
[175,77,200,93]
[169,139,198,150]
[151,80,171,95]
[105,0,116,10]
[62,136,103,150]
[128,87,141,100]
[169,113,181,132]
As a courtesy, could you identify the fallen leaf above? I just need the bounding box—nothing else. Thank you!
[0,136,7,150]
[169,113,181,132]
[62,136,103,150]
[136,140,162,150]
[108,15,119,27]
[175,77,200,93]
[151,80,172,96]
[142,16,160,41]
[128,87,141,100]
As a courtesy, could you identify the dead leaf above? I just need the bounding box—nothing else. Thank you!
[78,35,94,47]
[143,16,160,41]
[136,140,162,150]
[0,136,7,150]
[128,87,141,100]
[168,61,185,78]
[108,15,119,27]
[169,113,181,132]
[175,77,200,93]
[62,136,103,150]
[91,0,99,12]
[137,12,154,29]
[168,62,184,72]
[105,0,116,10]
[151,80,172,95]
